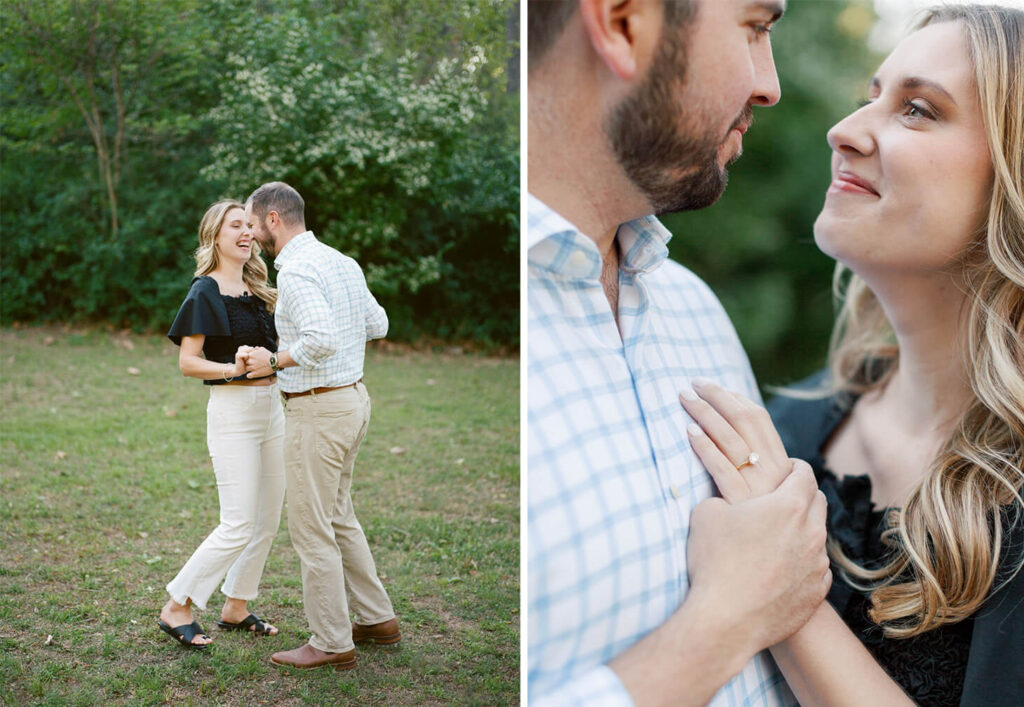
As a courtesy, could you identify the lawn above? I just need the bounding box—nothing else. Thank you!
[0,326,520,705]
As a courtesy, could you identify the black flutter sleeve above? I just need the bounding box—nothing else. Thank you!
[167,276,231,346]
[961,512,1024,706]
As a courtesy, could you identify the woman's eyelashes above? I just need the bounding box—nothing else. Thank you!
[854,95,939,122]
[900,97,937,121]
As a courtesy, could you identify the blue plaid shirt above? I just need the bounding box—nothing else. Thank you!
[527,196,795,706]
[273,231,387,393]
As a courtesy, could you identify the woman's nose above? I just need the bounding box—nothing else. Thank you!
[826,105,876,157]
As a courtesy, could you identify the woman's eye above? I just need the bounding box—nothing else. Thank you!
[901,98,934,120]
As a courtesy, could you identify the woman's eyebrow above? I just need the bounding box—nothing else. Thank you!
[870,75,958,106]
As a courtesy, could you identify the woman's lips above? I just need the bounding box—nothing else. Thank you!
[829,170,880,196]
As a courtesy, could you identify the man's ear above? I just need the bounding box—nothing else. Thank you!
[266,211,279,230]
[578,0,659,81]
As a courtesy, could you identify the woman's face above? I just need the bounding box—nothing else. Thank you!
[813,21,993,277]
[215,207,254,264]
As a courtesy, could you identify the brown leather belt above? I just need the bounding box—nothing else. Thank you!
[281,380,361,400]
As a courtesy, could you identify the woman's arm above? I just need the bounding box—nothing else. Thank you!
[680,378,913,707]
[771,603,913,706]
[178,335,249,381]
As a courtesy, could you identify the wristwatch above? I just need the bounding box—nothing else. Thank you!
[269,353,280,373]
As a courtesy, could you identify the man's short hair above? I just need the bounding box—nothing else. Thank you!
[528,0,696,71]
[247,181,305,227]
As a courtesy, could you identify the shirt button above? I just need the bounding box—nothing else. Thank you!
[570,251,588,267]
[669,485,680,499]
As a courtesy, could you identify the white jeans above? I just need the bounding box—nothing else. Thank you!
[166,384,286,610]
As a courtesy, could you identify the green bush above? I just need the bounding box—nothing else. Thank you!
[0,0,518,347]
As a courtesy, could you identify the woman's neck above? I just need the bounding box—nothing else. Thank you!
[210,263,247,294]
[866,269,973,435]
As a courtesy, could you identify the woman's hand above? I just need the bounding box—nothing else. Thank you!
[680,377,792,503]
[231,345,253,377]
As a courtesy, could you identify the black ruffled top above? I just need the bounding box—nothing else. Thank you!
[167,276,277,385]
[768,371,1024,707]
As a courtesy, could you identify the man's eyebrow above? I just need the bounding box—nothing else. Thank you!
[869,75,958,106]
[750,1,785,23]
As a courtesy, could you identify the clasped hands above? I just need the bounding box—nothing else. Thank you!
[229,345,275,379]
[680,377,832,649]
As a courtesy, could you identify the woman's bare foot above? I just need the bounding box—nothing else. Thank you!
[221,597,278,635]
[160,598,212,646]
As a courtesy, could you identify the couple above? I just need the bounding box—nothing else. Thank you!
[528,1,1023,706]
[157,182,401,670]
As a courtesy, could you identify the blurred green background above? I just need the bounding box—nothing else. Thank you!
[1,0,519,348]
[664,0,885,388]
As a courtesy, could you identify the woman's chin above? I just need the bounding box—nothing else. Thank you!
[812,221,842,263]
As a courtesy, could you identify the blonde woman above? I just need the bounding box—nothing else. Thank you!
[680,5,1024,705]
[159,200,284,648]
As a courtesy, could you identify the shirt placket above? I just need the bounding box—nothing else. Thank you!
[619,271,690,588]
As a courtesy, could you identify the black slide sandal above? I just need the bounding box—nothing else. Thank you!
[216,613,276,636]
[158,619,211,649]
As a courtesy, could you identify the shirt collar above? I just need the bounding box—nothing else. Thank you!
[273,230,314,270]
[527,194,672,279]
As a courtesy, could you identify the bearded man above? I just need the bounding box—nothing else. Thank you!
[527,1,829,704]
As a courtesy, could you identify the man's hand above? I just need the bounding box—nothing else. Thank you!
[245,346,274,378]
[686,462,831,652]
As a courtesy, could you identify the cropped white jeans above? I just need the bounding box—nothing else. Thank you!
[166,384,286,610]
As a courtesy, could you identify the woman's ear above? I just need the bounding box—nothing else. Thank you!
[578,0,660,81]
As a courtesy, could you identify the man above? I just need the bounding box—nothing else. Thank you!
[528,1,829,705]
[242,181,400,670]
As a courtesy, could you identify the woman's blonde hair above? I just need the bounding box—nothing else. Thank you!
[194,199,277,312]
[824,4,1024,638]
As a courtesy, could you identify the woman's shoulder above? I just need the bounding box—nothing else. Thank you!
[168,276,230,344]
[186,275,220,298]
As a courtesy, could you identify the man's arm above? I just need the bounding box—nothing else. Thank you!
[277,268,338,366]
[606,465,830,707]
[364,287,388,341]
[245,269,336,378]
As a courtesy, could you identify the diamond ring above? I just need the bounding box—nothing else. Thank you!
[736,452,760,471]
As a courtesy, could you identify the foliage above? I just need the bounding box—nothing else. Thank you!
[0,0,518,347]
[662,0,883,387]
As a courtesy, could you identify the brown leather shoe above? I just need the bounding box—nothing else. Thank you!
[270,643,356,670]
[351,617,401,645]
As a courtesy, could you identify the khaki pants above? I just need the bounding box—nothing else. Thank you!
[283,382,394,653]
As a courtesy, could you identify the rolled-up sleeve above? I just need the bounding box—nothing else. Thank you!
[277,268,338,367]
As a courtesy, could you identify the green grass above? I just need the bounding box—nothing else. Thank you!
[0,327,519,705]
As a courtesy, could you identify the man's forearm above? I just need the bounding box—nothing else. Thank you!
[274,349,297,369]
[608,587,757,707]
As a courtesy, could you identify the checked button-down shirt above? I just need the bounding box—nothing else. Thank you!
[273,231,387,394]
[527,195,795,707]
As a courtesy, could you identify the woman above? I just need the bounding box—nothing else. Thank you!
[680,5,1024,705]
[158,199,285,648]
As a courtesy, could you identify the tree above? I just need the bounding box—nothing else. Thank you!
[2,0,202,241]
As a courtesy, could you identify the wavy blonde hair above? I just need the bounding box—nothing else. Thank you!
[823,4,1024,638]
[194,199,277,312]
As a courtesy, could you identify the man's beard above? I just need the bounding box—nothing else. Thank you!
[607,31,748,215]
[254,226,276,258]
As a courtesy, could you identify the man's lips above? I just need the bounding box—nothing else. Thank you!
[831,170,880,196]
